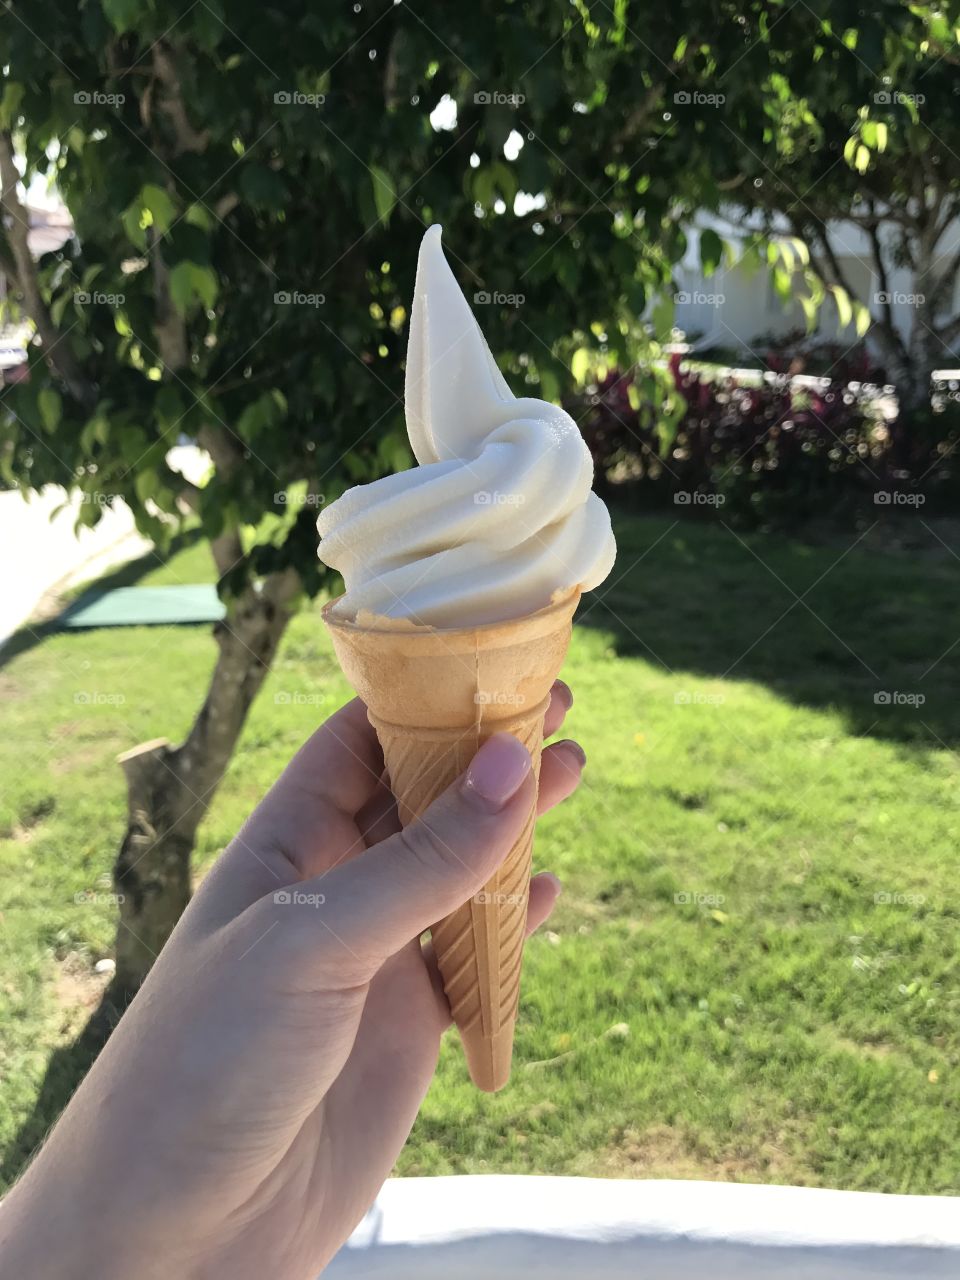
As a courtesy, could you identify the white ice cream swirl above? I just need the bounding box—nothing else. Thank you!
[316,224,616,627]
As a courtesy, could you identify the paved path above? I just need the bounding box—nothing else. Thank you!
[0,446,207,647]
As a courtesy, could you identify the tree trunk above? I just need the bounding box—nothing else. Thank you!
[112,566,300,994]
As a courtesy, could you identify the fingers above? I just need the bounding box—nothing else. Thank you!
[356,728,586,846]
[354,678,579,846]
[537,739,585,814]
[250,733,539,985]
[543,679,573,739]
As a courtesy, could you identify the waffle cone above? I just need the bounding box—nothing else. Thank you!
[322,589,580,1091]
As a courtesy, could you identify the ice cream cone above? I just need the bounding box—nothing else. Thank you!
[322,588,580,1091]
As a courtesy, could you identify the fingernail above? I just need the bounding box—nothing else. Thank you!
[541,872,563,897]
[554,679,574,710]
[555,738,586,768]
[462,733,532,810]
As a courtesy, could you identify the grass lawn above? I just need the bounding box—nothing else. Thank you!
[2,511,960,1194]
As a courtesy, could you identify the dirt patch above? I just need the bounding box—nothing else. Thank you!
[54,955,113,1038]
[577,1122,808,1184]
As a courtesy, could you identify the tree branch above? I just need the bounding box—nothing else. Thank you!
[0,131,96,409]
[864,200,898,346]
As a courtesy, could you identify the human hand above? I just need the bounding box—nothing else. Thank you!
[0,684,584,1280]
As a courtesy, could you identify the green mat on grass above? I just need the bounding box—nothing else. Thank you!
[61,585,224,629]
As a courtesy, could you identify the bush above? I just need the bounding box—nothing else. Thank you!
[575,357,960,527]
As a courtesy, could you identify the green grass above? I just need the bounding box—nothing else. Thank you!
[2,512,960,1193]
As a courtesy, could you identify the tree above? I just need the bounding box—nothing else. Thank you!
[663,1,960,412]
[0,0,723,993]
[5,1,952,996]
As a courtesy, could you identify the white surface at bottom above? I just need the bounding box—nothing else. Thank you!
[326,1175,960,1278]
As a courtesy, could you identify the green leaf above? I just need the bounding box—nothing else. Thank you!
[700,228,723,276]
[121,204,147,250]
[239,163,286,210]
[139,184,177,236]
[38,388,62,432]
[102,0,141,34]
[0,82,24,129]
[651,295,674,340]
[370,166,396,225]
[831,285,853,329]
[570,348,591,385]
[168,262,219,315]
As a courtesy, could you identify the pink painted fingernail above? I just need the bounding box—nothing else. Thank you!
[462,734,532,810]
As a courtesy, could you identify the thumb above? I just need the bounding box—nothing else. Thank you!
[269,733,537,982]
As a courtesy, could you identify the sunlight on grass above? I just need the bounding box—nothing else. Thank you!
[1,514,959,1193]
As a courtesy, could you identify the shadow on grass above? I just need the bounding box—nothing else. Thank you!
[577,506,960,748]
[0,984,129,1188]
[0,529,205,673]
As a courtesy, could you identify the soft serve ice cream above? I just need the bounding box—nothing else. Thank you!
[316,224,616,627]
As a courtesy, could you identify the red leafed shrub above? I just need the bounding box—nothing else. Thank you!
[573,356,959,526]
